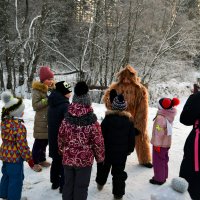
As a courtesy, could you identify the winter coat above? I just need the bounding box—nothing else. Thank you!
[151,108,177,148]
[0,117,32,163]
[179,92,200,200]
[58,103,105,167]
[101,110,137,164]
[32,81,49,139]
[48,90,70,158]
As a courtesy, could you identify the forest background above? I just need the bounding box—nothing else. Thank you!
[0,0,200,104]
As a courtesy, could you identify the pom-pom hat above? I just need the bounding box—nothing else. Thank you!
[39,66,54,82]
[1,91,25,119]
[72,81,91,106]
[159,97,180,110]
[112,94,127,111]
[56,81,72,95]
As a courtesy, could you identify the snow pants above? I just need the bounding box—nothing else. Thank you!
[0,159,24,200]
[96,161,127,197]
[62,165,92,200]
[50,156,64,190]
[153,147,169,182]
[32,139,48,164]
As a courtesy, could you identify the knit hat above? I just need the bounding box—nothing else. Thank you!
[1,91,25,119]
[159,97,180,110]
[73,81,91,106]
[151,177,190,200]
[112,94,127,111]
[56,81,72,95]
[39,66,54,82]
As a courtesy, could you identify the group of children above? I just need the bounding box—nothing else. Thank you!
[0,65,198,200]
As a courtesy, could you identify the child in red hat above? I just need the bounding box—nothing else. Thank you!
[150,97,180,185]
[31,66,54,172]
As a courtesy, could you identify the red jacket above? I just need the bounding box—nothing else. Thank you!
[58,103,105,167]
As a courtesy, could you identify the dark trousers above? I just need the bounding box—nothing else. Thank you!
[0,159,24,200]
[62,166,92,200]
[32,139,48,164]
[50,157,64,189]
[180,159,200,200]
[96,161,127,196]
[153,147,169,182]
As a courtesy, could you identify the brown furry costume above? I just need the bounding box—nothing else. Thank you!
[103,65,151,165]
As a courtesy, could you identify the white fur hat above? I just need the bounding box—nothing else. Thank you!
[1,91,25,118]
[151,177,191,200]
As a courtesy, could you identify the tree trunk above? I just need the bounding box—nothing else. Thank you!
[27,0,48,92]
[0,63,5,91]
[5,37,13,90]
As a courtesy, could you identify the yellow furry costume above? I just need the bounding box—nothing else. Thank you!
[103,65,151,165]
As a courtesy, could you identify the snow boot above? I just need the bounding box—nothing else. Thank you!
[39,161,51,167]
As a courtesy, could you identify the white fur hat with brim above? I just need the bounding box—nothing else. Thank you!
[1,91,25,118]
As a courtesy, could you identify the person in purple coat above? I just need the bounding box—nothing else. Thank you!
[150,97,180,185]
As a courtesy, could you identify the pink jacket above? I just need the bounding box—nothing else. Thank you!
[58,103,105,167]
[151,108,177,148]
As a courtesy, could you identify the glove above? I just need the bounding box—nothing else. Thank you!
[153,146,161,153]
[41,98,48,105]
[58,149,63,156]
[28,159,35,168]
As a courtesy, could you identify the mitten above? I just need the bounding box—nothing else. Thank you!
[153,146,161,153]
[41,98,48,105]
[58,149,63,155]
[28,159,34,168]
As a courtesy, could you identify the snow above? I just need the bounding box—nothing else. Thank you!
[0,99,192,200]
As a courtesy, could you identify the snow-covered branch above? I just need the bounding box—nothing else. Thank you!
[15,0,21,41]
[41,39,78,71]
[24,15,42,49]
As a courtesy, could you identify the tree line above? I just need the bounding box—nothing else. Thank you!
[0,0,199,96]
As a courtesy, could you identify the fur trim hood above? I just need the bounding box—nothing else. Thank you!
[32,81,48,93]
[105,110,132,119]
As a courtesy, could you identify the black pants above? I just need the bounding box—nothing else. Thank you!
[32,139,48,164]
[180,159,200,200]
[62,166,92,200]
[50,157,64,189]
[96,161,127,196]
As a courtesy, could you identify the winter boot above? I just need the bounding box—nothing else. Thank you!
[51,182,59,190]
[141,163,153,168]
[32,164,42,172]
[149,178,165,185]
[39,161,51,167]
[113,195,123,200]
[97,183,104,191]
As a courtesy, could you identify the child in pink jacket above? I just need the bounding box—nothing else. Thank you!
[150,97,180,185]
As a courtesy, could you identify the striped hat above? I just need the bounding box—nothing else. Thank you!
[112,94,127,111]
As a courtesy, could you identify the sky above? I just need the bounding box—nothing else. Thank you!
[0,98,192,200]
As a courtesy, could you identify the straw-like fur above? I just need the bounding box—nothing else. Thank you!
[103,65,151,164]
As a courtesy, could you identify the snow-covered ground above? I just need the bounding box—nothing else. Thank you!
[0,98,192,200]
